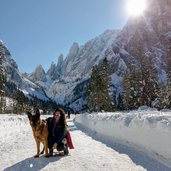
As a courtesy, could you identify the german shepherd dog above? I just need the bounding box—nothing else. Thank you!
[27,109,48,157]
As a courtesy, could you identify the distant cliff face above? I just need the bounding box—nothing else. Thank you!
[113,0,171,81]
[47,54,63,81]
[29,65,47,82]
[0,41,22,85]
[0,41,49,101]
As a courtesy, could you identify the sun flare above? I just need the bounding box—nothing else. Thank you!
[126,0,147,17]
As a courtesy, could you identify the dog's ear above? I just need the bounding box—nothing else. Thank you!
[27,112,32,120]
[35,109,40,117]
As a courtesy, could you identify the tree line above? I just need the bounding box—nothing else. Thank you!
[86,43,171,112]
[1,42,171,113]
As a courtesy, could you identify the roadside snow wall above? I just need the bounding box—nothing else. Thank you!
[74,109,171,168]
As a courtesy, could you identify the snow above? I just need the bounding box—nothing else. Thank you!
[0,113,149,171]
[111,73,123,87]
[0,112,170,171]
[74,109,171,171]
[2,97,15,112]
[4,97,15,108]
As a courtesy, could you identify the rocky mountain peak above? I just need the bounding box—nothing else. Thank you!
[47,62,56,78]
[30,64,47,82]
[68,42,79,58]
[57,54,64,67]
[47,54,64,81]
[0,41,18,70]
[0,41,48,100]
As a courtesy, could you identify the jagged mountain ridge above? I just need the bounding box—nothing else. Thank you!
[0,41,49,101]
[44,0,171,111]
[2,0,171,111]
[47,29,120,110]
[47,54,63,81]
[27,29,120,110]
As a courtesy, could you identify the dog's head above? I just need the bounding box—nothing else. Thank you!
[27,109,41,128]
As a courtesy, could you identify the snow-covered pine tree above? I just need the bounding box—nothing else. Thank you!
[86,58,115,112]
[165,45,171,108]
[160,44,171,109]
[98,58,115,111]
[122,64,143,110]
[15,89,28,114]
[123,43,159,109]
[0,54,6,96]
[0,54,7,113]
[140,52,159,107]
[86,65,99,112]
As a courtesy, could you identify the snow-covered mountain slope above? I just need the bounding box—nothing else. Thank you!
[0,41,49,100]
[115,0,171,78]
[61,30,119,80]
[44,0,171,111]
[46,30,120,110]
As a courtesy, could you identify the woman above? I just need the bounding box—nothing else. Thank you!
[46,107,68,156]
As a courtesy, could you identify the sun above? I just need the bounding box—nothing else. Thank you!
[126,0,147,17]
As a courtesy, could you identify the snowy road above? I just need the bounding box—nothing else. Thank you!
[0,115,146,171]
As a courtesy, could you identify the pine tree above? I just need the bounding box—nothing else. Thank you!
[0,54,6,113]
[87,65,99,112]
[122,65,143,109]
[165,46,171,108]
[140,52,159,107]
[96,58,114,111]
[86,58,115,112]
[122,44,159,109]
[160,44,171,109]
[0,54,6,96]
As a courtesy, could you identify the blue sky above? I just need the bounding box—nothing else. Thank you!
[0,0,128,73]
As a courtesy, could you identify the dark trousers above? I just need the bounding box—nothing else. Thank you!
[48,135,55,149]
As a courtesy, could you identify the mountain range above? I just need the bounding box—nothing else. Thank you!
[1,0,171,111]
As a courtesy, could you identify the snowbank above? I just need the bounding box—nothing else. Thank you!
[74,109,171,169]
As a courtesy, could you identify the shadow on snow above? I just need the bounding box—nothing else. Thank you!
[3,155,68,171]
[75,123,171,171]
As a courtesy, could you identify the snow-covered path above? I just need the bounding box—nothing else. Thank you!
[0,115,146,171]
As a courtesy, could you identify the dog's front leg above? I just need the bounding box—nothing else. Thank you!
[34,139,40,158]
[44,139,49,157]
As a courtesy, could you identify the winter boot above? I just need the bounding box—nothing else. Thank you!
[63,138,69,155]
[64,144,69,155]
[46,148,53,157]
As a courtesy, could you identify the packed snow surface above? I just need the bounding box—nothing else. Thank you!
[0,114,144,171]
[0,109,171,171]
